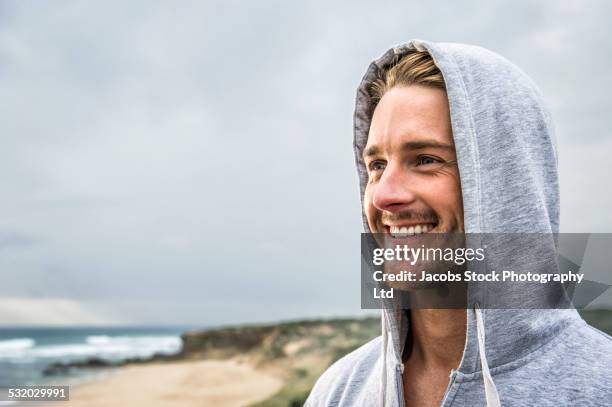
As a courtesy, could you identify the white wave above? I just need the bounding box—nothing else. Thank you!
[0,335,182,363]
[32,344,105,358]
[86,335,111,345]
[0,338,35,353]
[83,335,182,357]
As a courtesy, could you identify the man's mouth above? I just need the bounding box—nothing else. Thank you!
[385,223,438,237]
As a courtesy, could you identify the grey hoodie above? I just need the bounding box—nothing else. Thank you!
[305,40,612,406]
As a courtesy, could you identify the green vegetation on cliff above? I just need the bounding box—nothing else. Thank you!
[180,317,380,407]
[179,309,611,407]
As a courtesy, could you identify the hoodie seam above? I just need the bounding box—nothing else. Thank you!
[586,323,612,341]
[455,318,584,382]
[445,51,485,233]
[440,49,487,377]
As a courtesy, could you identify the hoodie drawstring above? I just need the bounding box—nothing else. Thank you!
[383,306,501,407]
[475,304,501,407]
[381,310,389,405]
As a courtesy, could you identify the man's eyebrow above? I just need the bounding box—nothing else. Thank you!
[401,140,455,151]
[363,139,454,159]
[363,145,380,159]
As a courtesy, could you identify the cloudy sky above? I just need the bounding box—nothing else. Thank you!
[1,0,611,326]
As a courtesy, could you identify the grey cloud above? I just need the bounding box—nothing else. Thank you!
[0,231,36,250]
[0,0,610,325]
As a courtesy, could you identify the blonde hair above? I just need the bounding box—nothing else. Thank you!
[368,51,445,108]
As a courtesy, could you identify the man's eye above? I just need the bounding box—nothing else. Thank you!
[417,156,441,166]
[369,161,386,171]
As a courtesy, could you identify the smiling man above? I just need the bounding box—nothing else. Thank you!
[363,56,463,238]
[305,41,612,406]
[363,53,468,407]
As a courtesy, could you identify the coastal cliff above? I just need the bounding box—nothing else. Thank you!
[180,318,381,407]
[43,310,611,407]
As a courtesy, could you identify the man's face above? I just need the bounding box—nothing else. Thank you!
[363,85,464,237]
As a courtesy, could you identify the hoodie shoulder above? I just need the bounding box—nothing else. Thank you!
[305,336,383,407]
[487,319,612,406]
[572,322,612,378]
[563,321,612,370]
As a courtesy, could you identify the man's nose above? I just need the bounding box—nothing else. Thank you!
[372,164,417,212]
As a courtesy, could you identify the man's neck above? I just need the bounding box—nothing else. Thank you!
[407,308,467,369]
[401,309,467,407]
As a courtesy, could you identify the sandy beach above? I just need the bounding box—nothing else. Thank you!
[47,359,283,407]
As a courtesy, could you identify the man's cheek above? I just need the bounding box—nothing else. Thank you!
[363,191,377,231]
[363,187,372,214]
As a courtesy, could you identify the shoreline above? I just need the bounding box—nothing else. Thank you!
[4,312,609,406]
[40,358,283,407]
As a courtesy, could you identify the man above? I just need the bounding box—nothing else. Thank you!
[305,40,612,406]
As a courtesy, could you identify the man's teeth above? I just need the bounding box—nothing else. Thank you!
[389,224,433,237]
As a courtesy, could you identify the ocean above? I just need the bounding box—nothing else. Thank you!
[0,326,192,387]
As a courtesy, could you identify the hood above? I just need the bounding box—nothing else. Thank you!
[353,40,581,406]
